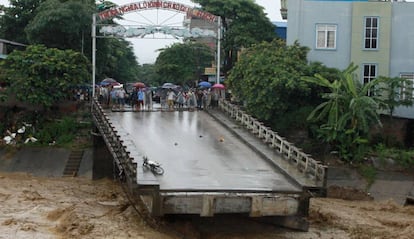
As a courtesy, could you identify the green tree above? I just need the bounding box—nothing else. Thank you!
[155,42,214,86]
[25,0,95,53]
[302,63,383,161]
[0,45,90,108]
[96,38,140,84]
[0,0,139,83]
[227,39,311,121]
[376,76,414,117]
[0,0,43,44]
[136,64,161,87]
[193,0,277,75]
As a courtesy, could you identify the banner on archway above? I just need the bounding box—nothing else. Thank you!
[98,1,217,23]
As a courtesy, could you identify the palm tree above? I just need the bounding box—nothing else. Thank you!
[302,63,382,161]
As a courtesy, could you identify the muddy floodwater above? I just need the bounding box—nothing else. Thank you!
[0,172,413,239]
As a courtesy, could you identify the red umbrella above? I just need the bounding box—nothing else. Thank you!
[133,82,146,88]
[212,83,225,89]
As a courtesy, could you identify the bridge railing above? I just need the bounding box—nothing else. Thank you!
[218,99,327,186]
[91,98,137,184]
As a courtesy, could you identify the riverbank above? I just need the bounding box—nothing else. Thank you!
[0,146,413,205]
[0,146,414,238]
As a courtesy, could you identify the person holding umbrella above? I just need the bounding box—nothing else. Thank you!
[166,89,176,111]
[211,90,219,108]
[130,87,138,110]
[198,81,211,89]
[176,90,185,110]
[137,88,144,111]
[145,89,153,111]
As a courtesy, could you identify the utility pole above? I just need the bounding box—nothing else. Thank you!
[216,16,221,85]
[92,13,96,98]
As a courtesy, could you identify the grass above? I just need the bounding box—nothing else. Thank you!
[30,116,92,148]
[0,103,93,149]
[372,144,414,168]
[358,164,377,190]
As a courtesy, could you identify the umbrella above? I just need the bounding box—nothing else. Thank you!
[198,81,212,88]
[104,81,120,87]
[100,78,119,86]
[133,82,146,88]
[162,83,178,89]
[212,83,225,89]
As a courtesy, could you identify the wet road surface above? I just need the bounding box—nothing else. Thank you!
[107,110,301,193]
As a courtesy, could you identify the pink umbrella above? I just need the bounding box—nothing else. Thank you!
[212,83,225,89]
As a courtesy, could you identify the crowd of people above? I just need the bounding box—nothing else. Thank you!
[73,88,90,102]
[95,84,222,112]
[96,85,152,111]
[162,88,220,111]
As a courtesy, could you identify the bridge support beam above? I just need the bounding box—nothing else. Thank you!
[92,126,114,180]
[134,186,162,216]
[406,196,414,205]
[257,216,309,232]
[201,195,215,217]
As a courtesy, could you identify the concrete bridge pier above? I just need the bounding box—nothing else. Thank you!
[256,193,311,231]
[135,186,164,217]
[92,126,114,180]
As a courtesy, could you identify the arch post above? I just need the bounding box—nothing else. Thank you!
[216,16,221,85]
[92,13,96,99]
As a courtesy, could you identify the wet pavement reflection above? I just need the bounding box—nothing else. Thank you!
[108,110,301,193]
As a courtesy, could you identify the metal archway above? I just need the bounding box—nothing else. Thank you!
[92,1,222,97]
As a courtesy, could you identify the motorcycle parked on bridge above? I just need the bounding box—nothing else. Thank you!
[142,156,164,175]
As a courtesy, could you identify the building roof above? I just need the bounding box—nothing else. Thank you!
[272,21,287,28]
[0,39,26,47]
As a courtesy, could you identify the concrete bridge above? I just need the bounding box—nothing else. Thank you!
[91,99,327,231]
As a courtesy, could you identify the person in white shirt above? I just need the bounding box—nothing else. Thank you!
[167,89,176,111]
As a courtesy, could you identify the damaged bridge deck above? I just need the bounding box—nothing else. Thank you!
[92,99,326,230]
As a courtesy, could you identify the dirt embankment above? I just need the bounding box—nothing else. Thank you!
[0,173,413,239]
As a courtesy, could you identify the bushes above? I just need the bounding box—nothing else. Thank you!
[34,116,90,147]
[0,105,92,148]
[270,106,314,134]
[372,144,414,168]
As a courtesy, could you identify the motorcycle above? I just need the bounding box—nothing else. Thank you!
[142,156,164,175]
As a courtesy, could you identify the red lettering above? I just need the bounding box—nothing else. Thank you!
[98,11,110,21]
[173,4,179,11]
[98,1,217,23]
[129,3,137,11]
[180,5,188,12]
[154,1,162,8]
[109,9,118,17]
[119,6,126,14]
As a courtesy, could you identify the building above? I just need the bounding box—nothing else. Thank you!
[274,21,287,40]
[184,13,224,83]
[0,39,26,59]
[283,0,414,119]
